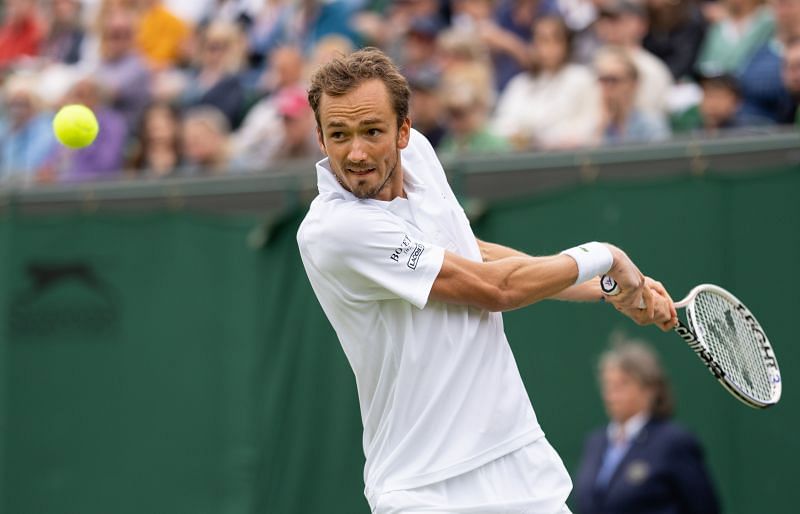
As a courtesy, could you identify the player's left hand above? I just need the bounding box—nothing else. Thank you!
[607,277,677,331]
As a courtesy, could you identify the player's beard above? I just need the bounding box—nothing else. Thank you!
[338,142,401,200]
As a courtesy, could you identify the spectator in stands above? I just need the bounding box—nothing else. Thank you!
[437,28,496,103]
[575,338,720,514]
[354,0,444,51]
[0,0,44,70]
[779,37,800,123]
[136,0,191,70]
[438,71,510,156]
[0,75,58,185]
[399,17,442,80]
[257,44,305,97]
[295,0,361,52]
[94,7,153,133]
[198,0,255,30]
[696,0,775,75]
[41,76,128,183]
[180,106,237,174]
[232,45,307,169]
[643,0,708,81]
[41,0,86,65]
[734,0,800,122]
[270,86,320,161]
[491,15,600,150]
[595,46,671,144]
[407,69,448,149]
[595,0,674,115]
[673,73,768,134]
[182,20,248,129]
[451,0,534,91]
[130,102,183,178]
[247,0,294,68]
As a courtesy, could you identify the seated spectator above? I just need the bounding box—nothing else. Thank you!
[594,46,671,144]
[232,45,307,169]
[575,338,720,514]
[438,73,510,156]
[673,73,771,134]
[780,37,800,123]
[0,0,44,69]
[643,0,708,82]
[353,0,444,52]
[491,15,600,150]
[41,0,86,65]
[94,7,153,133]
[295,0,361,53]
[130,102,182,178]
[595,0,674,115]
[247,0,294,68]
[436,28,496,102]
[41,77,128,183]
[734,0,800,122]
[451,0,535,92]
[398,17,442,80]
[696,0,775,75]
[0,75,58,185]
[181,21,248,129]
[493,0,564,91]
[270,87,320,162]
[407,69,448,149]
[180,106,237,175]
[257,44,305,97]
[136,0,192,70]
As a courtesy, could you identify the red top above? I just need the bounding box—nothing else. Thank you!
[0,15,43,67]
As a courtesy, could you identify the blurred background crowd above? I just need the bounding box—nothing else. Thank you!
[2,0,800,185]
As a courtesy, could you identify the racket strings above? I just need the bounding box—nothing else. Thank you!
[691,292,773,403]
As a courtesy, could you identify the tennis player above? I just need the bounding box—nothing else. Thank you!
[297,47,677,514]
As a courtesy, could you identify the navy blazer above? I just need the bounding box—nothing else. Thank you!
[574,418,720,514]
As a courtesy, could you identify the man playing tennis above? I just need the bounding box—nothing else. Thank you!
[297,47,677,514]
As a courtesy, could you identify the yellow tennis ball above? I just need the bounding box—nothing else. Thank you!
[52,104,99,149]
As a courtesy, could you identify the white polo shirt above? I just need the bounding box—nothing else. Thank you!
[297,129,543,506]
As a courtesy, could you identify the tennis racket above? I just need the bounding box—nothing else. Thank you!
[600,275,781,409]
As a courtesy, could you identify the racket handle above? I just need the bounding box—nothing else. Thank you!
[600,275,646,309]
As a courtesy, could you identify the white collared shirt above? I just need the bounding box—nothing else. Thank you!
[297,129,543,507]
[607,411,651,446]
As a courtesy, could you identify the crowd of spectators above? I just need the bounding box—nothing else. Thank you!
[1,0,799,186]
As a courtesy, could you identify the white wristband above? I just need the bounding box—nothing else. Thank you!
[560,242,614,285]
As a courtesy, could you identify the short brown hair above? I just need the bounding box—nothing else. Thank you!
[599,336,675,419]
[307,47,411,129]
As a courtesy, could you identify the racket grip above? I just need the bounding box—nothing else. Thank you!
[600,275,646,309]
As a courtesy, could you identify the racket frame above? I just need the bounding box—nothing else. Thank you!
[600,277,781,409]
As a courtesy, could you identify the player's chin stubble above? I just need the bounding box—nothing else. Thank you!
[338,148,400,200]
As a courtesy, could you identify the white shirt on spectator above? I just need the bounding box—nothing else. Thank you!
[631,47,674,115]
[491,63,601,149]
[297,129,543,507]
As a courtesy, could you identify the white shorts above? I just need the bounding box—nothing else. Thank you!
[372,438,573,514]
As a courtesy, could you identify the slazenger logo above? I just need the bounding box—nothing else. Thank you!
[407,244,424,270]
[390,235,414,263]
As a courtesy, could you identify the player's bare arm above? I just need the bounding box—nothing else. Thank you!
[430,250,579,311]
[474,239,675,328]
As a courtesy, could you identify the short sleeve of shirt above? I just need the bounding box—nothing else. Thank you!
[303,203,445,309]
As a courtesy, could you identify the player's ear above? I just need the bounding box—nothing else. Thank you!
[397,117,411,149]
[316,126,327,156]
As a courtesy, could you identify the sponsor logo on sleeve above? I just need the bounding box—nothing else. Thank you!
[390,235,414,263]
[407,244,424,270]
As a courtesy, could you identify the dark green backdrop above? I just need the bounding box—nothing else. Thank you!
[1,168,798,513]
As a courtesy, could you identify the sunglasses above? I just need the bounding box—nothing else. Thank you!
[598,74,629,85]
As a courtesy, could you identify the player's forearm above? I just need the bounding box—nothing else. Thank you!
[551,276,604,302]
[483,254,579,310]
